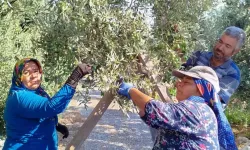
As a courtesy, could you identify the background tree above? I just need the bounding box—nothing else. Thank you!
[0,0,250,138]
[0,0,43,136]
[198,0,250,126]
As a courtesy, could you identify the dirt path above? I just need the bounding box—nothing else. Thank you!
[57,98,153,150]
[0,97,249,149]
[57,98,250,150]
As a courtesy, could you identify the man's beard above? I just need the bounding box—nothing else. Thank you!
[213,49,224,60]
[213,49,232,61]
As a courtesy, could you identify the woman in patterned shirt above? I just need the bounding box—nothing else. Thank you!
[118,66,237,150]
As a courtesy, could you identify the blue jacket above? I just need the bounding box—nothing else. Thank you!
[3,84,75,150]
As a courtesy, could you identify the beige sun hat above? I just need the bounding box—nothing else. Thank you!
[172,66,220,93]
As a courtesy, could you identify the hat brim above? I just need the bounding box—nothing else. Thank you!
[172,70,201,79]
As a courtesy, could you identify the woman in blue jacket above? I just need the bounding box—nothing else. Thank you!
[3,58,91,150]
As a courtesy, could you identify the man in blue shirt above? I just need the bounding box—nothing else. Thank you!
[182,26,246,108]
[149,26,246,143]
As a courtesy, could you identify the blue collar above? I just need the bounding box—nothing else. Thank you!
[187,96,205,103]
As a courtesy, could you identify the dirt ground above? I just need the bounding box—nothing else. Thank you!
[57,98,153,150]
[57,98,250,150]
[0,97,248,149]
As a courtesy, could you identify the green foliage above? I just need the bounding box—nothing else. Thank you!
[1,0,250,137]
[0,0,44,136]
[148,0,213,83]
[0,0,146,136]
[198,0,250,125]
[234,27,250,101]
[199,0,250,100]
[34,0,150,98]
[225,97,250,126]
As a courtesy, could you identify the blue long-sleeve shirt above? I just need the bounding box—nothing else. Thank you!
[3,84,75,150]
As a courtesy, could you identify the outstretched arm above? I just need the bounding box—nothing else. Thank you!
[129,88,152,116]
[118,82,203,132]
[11,84,75,118]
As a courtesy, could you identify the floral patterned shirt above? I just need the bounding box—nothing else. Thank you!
[141,96,219,150]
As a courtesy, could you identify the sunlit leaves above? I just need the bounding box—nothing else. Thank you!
[34,0,150,108]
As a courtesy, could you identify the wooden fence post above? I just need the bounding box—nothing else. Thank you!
[137,54,173,103]
[66,89,115,150]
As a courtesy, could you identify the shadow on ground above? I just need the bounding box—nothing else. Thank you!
[58,99,153,150]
